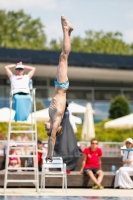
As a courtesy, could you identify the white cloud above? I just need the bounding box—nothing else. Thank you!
[0,0,56,11]
[124,29,133,43]
[45,20,62,43]
[126,13,133,20]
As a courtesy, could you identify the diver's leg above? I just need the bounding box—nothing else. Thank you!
[56,16,73,83]
[46,118,61,162]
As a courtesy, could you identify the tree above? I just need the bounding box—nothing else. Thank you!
[50,30,133,55]
[35,98,45,111]
[109,95,130,119]
[49,39,62,51]
[0,10,47,49]
[71,30,132,55]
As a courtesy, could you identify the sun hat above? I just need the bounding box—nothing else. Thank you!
[15,64,24,69]
[37,139,42,144]
[10,141,17,147]
[124,138,133,145]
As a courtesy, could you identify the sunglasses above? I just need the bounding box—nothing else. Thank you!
[126,142,132,145]
[91,142,98,145]
[16,68,24,71]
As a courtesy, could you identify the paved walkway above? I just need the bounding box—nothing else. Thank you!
[0,188,132,196]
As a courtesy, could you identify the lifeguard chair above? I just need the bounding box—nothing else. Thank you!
[4,83,39,194]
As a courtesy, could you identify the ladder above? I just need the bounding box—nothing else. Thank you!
[4,88,39,194]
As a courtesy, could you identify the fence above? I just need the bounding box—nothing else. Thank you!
[0,140,124,157]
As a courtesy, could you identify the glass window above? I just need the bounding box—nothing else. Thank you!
[36,89,48,98]
[122,82,133,88]
[69,80,92,87]
[50,79,54,86]
[94,81,121,88]
[67,90,92,100]
[123,91,133,101]
[0,87,5,97]
[33,79,47,86]
[95,90,121,100]
[0,87,10,98]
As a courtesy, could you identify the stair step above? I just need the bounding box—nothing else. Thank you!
[10,130,36,133]
[8,155,37,158]
[9,142,36,146]
[7,180,38,183]
[7,167,38,170]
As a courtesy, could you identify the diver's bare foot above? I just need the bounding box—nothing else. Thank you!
[61,15,74,36]
[45,156,53,163]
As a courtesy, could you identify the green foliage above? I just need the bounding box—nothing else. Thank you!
[0,122,48,140]
[35,98,45,111]
[0,10,47,49]
[50,30,133,55]
[37,122,48,140]
[75,125,82,141]
[71,30,132,55]
[49,39,62,51]
[109,95,130,119]
[0,9,132,55]
[95,119,133,142]
[74,120,133,142]
[0,120,133,142]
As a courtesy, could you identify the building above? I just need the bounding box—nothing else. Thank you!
[0,48,133,122]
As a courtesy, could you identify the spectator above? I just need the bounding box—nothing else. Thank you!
[5,61,36,121]
[27,139,48,171]
[2,142,21,172]
[10,133,16,141]
[20,133,29,155]
[37,139,48,171]
[114,138,133,189]
[78,138,104,189]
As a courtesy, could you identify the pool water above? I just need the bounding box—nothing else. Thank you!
[0,197,133,200]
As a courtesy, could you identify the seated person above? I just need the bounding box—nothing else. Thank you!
[78,138,104,189]
[20,133,29,155]
[2,142,21,172]
[27,139,48,171]
[10,133,16,141]
[5,61,36,121]
[114,138,133,189]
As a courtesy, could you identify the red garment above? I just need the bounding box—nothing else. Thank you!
[38,152,42,164]
[83,147,102,168]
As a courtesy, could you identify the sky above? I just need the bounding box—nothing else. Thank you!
[0,0,133,44]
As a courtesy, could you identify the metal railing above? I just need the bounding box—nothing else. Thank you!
[0,140,124,157]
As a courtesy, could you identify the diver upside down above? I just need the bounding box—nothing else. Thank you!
[45,15,74,162]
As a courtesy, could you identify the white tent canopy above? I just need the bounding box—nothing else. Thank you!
[29,108,49,121]
[29,108,82,124]
[0,107,15,122]
[0,106,82,125]
[68,102,86,114]
[82,103,95,141]
[104,113,133,129]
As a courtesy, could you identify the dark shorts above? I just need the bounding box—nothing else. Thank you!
[84,168,100,174]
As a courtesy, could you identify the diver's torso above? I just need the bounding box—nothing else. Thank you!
[49,87,66,120]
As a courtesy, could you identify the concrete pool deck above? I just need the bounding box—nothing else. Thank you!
[0,188,132,197]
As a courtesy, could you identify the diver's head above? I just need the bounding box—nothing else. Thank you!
[44,122,52,137]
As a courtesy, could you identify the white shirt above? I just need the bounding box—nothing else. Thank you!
[123,149,133,167]
[10,74,30,94]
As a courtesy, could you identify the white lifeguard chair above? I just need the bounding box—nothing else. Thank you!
[4,86,39,194]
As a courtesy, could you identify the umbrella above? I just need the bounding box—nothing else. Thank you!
[81,103,95,141]
[29,108,82,124]
[29,108,49,121]
[0,107,15,122]
[104,114,133,129]
[68,102,86,114]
